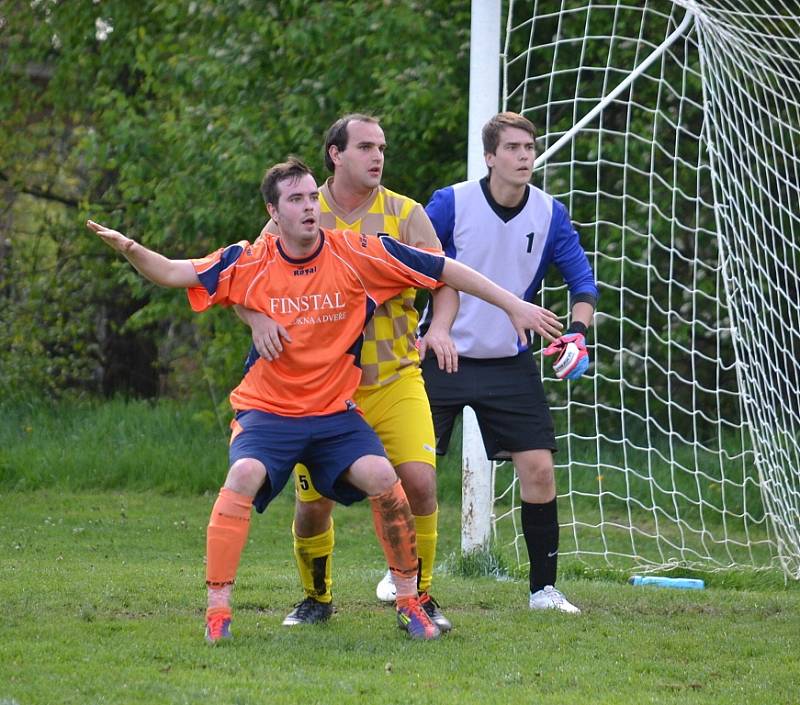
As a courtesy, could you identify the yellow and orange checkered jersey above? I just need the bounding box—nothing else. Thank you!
[261,179,441,388]
[187,229,444,417]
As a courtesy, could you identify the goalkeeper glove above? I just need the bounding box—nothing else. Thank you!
[543,331,589,381]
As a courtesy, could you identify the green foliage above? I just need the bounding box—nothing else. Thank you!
[0,214,107,402]
[1,0,470,400]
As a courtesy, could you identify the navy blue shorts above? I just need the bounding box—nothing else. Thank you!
[229,409,387,513]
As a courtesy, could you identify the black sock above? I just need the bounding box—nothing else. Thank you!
[521,499,559,593]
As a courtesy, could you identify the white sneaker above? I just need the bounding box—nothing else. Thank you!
[375,569,396,603]
[529,585,581,614]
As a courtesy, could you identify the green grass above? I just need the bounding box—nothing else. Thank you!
[2,490,799,705]
[437,414,781,577]
[0,399,789,582]
[0,398,229,493]
[2,399,799,703]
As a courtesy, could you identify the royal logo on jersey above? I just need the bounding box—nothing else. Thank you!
[269,292,345,315]
[292,266,317,277]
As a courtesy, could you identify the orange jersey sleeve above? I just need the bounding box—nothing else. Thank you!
[328,230,445,304]
[186,240,273,312]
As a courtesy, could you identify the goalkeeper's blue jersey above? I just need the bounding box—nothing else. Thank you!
[423,177,597,359]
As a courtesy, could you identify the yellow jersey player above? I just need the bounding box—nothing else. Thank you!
[235,115,460,631]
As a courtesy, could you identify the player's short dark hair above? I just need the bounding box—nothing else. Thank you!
[482,112,537,154]
[260,156,314,207]
[324,113,381,172]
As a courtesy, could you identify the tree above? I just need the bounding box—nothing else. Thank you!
[0,0,470,402]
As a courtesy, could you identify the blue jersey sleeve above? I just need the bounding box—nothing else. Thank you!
[549,200,598,306]
[379,236,445,280]
[187,240,256,311]
[425,187,457,257]
[196,244,245,297]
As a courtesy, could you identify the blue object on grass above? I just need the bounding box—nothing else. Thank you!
[629,575,705,590]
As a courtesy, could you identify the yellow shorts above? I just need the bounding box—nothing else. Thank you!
[294,370,436,502]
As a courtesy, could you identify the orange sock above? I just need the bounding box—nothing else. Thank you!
[369,480,418,600]
[206,487,253,594]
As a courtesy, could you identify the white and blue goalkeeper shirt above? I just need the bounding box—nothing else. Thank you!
[423,177,598,359]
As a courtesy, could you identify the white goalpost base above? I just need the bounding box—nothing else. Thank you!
[463,0,800,579]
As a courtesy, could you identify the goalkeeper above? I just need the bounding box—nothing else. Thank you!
[420,112,597,614]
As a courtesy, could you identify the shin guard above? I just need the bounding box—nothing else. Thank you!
[206,487,253,589]
[369,480,418,600]
[292,519,334,603]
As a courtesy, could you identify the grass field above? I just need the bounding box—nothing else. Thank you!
[2,399,799,704]
[3,491,800,705]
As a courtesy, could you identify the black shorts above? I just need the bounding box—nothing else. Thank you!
[421,351,556,461]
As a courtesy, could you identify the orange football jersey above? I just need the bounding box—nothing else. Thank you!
[187,229,444,417]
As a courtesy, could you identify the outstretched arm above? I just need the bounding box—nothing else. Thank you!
[439,258,563,343]
[86,220,199,288]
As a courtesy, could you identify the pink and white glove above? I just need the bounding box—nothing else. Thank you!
[543,332,589,381]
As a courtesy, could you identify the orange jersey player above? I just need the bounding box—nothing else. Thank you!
[86,156,562,645]
[236,114,461,631]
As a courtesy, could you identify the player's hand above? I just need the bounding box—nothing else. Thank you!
[86,219,136,253]
[248,312,292,361]
[417,325,459,373]
[509,300,563,344]
[543,332,589,380]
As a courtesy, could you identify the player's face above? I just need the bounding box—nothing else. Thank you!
[269,173,321,253]
[485,126,536,189]
[331,120,386,192]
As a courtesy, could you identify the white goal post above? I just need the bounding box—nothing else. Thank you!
[463,0,800,579]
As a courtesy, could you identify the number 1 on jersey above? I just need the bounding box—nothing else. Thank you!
[525,231,535,253]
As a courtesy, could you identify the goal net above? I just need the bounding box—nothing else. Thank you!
[486,0,800,578]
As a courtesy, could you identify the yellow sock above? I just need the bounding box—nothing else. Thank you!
[414,508,438,594]
[293,519,334,604]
